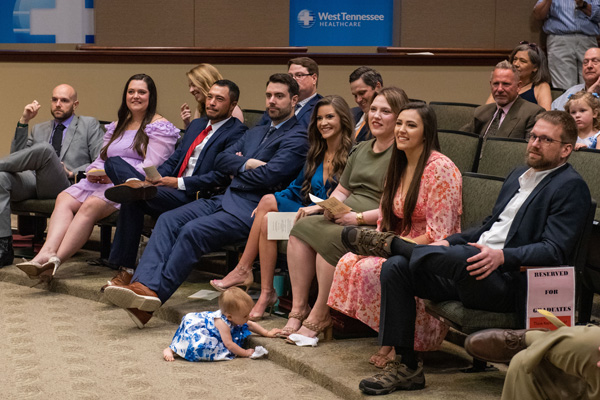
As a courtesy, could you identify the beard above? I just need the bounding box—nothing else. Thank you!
[52,107,74,122]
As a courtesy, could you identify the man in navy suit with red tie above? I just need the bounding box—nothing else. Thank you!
[104,74,308,327]
[101,80,247,292]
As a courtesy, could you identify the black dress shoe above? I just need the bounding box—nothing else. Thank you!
[0,236,14,267]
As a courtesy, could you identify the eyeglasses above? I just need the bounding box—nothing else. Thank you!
[289,73,313,80]
[583,58,600,66]
[528,133,568,145]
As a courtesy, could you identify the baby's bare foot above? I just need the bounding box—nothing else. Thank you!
[163,347,175,362]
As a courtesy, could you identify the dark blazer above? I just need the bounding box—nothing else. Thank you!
[256,93,323,128]
[446,163,591,271]
[462,97,544,139]
[351,106,371,142]
[215,116,308,226]
[157,117,247,196]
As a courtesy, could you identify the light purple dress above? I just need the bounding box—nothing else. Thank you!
[63,119,180,209]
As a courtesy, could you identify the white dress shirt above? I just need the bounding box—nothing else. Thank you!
[178,117,231,190]
[477,164,564,249]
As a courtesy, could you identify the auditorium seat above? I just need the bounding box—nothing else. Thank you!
[477,137,528,178]
[437,130,481,173]
[429,101,479,131]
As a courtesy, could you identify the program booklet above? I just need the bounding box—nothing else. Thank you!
[309,193,352,215]
[267,212,298,240]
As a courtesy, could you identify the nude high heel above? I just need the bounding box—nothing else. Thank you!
[249,290,279,321]
[38,256,61,284]
[210,265,254,292]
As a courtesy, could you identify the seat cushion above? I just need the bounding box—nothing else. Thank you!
[424,300,520,334]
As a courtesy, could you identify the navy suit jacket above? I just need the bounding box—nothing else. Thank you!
[351,106,371,143]
[157,117,247,196]
[215,116,308,227]
[256,94,323,128]
[446,163,591,271]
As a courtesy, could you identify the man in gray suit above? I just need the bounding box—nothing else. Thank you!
[0,84,103,266]
[463,61,544,139]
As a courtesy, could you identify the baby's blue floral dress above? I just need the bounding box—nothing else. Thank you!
[169,310,252,362]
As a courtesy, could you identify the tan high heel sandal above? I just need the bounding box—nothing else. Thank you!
[209,265,254,292]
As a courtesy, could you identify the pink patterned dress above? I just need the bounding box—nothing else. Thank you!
[64,120,180,209]
[327,151,462,351]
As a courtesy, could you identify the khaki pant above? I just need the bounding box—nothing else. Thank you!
[501,325,600,400]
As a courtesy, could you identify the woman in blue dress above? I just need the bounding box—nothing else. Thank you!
[163,288,281,362]
[210,95,354,320]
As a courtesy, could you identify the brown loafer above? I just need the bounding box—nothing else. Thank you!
[125,308,152,329]
[100,269,134,292]
[105,180,157,203]
[464,328,547,363]
[104,281,162,312]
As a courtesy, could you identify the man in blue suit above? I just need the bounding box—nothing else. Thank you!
[255,57,322,128]
[349,66,383,142]
[342,111,591,395]
[104,74,308,327]
[101,80,247,291]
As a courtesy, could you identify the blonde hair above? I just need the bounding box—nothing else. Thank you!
[564,91,600,131]
[186,63,223,115]
[218,287,254,315]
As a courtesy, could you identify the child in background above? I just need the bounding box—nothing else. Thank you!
[565,91,600,150]
[163,287,281,362]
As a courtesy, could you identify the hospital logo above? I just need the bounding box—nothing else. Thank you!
[297,9,315,28]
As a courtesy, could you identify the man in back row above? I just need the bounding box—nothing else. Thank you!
[552,47,600,111]
[256,57,322,128]
[343,111,591,395]
[463,61,544,140]
[0,84,103,266]
[101,80,247,292]
[349,66,383,142]
[103,73,308,327]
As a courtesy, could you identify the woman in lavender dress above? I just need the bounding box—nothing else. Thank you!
[16,74,180,282]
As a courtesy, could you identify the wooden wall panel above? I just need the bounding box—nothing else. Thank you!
[399,0,497,48]
[494,1,543,48]
[194,1,288,47]
[95,0,195,46]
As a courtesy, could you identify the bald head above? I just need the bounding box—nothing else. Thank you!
[51,84,78,121]
[582,47,600,88]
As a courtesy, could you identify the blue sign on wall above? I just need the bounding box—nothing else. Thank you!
[290,0,394,46]
[1,0,94,43]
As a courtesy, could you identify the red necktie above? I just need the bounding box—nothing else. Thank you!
[177,125,212,177]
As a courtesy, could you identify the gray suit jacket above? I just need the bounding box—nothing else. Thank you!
[462,97,544,139]
[11,115,104,174]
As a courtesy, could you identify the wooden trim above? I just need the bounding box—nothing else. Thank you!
[0,47,511,66]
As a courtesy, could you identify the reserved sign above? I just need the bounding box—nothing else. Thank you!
[526,266,575,330]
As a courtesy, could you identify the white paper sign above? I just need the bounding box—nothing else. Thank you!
[267,212,298,240]
[526,266,575,329]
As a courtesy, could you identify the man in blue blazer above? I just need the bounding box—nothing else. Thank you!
[343,111,591,395]
[255,57,322,128]
[349,66,383,142]
[104,74,308,327]
[101,80,247,287]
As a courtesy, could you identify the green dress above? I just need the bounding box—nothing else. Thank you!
[289,139,392,265]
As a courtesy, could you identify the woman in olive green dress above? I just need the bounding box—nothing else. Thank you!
[282,87,409,341]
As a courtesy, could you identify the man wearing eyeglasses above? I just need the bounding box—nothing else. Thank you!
[552,47,600,110]
[255,57,322,128]
[463,61,544,139]
[534,0,600,91]
[342,111,591,395]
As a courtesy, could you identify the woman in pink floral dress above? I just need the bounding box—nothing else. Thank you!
[328,102,462,367]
